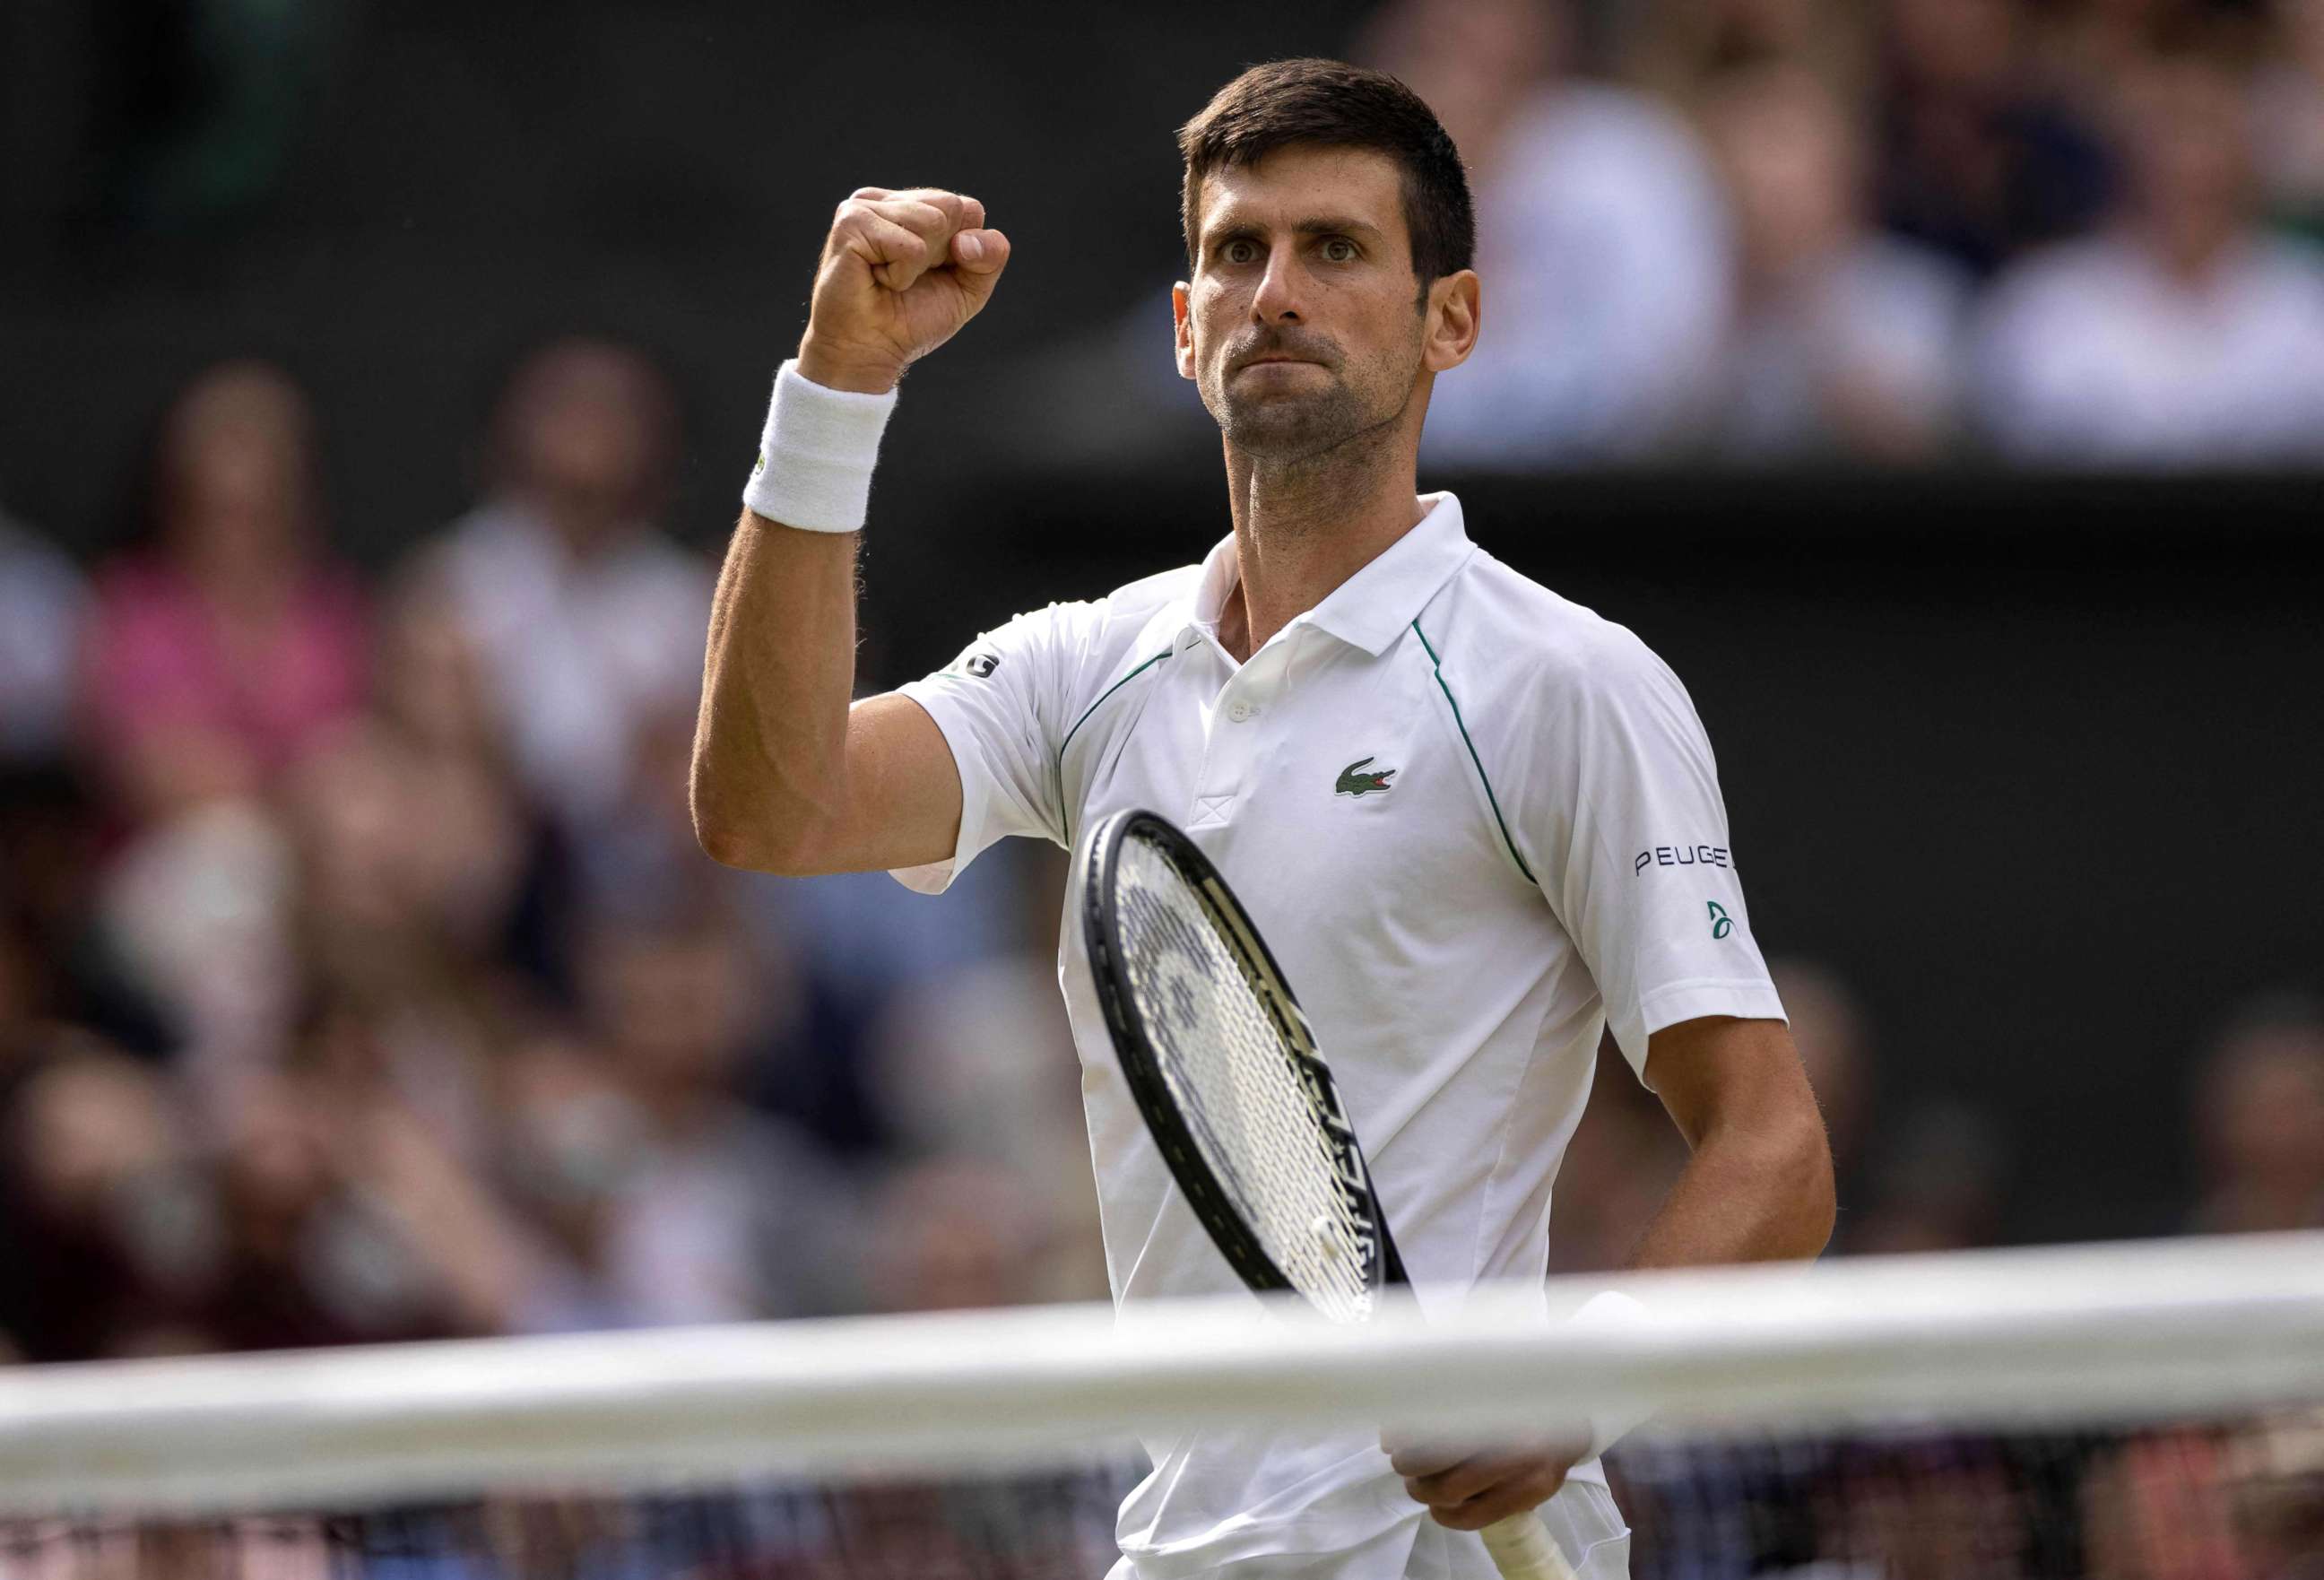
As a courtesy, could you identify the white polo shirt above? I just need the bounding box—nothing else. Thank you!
[893,491,1782,1580]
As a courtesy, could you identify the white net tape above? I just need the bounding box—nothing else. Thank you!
[3,1232,2320,1517]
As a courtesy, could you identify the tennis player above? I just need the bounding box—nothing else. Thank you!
[693,58,1835,1580]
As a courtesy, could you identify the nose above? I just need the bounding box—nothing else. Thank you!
[1250,241,1305,324]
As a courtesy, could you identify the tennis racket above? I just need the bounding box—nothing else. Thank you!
[1078,806,1579,1580]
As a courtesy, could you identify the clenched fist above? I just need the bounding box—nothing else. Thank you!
[796,187,1011,395]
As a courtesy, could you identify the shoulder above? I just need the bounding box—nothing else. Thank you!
[931,561,1201,735]
[1420,550,1674,706]
[976,562,1199,675]
[2243,234,2324,302]
[1976,238,2133,336]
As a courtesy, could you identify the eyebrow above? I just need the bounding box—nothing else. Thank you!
[1202,215,1384,252]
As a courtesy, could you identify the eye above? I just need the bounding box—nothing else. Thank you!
[1220,239,1260,265]
[1321,237,1358,263]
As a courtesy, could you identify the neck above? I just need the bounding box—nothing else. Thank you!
[2138,211,2242,288]
[1217,418,1423,661]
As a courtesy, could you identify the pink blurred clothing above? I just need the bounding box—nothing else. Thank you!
[82,554,370,800]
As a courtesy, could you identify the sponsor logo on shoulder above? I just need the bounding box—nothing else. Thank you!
[1634,843,1730,875]
[962,651,1000,679]
[1334,756,1396,797]
[1707,901,1735,940]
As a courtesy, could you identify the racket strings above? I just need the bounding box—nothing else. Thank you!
[1114,834,1375,1321]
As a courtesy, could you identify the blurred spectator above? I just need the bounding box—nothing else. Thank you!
[2222,1410,2324,1578]
[863,1159,1068,1312]
[2079,1428,2242,1580]
[200,1054,527,1350]
[1850,1098,2011,1254]
[554,909,861,1324]
[0,764,174,1059]
[96,794,296,1107]
[0,1038,212,1360]
[277,715,529,1153]
[409,337,713,837]
[2187,996,2324,1234]
[1366,0,1734,466]
[1625,0,1871,108]
[1702,64,1971,461]
[1973,46,2324,464]
[864,848,1108,1304]
[0,501,86,763]
[2032,0,2251,109]
[2252,0,2324,234]
[80,360,369,824]
[1877,0,2114,276]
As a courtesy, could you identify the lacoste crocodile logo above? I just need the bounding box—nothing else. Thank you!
[1335,757,1397,797]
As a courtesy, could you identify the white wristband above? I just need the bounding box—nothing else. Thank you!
[740,360,898,533]
[1570,1289,1653,1460]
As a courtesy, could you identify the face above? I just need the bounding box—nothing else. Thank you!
[160,364,316,577]
[1174,144,1479,464]
[2121,57,2253,245]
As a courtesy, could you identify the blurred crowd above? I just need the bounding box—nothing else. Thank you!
[1032,0,2324,469]
[5,334,2321,1375]
[0,342,1109,1367]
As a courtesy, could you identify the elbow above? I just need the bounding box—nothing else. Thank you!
[689,771,794,875]
[693,811,773,872]
[690,788,835,878]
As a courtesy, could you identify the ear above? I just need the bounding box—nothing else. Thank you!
[1423,269,1481,374]
[1172,282,1197,381]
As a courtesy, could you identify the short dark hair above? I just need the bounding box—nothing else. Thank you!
[1177,58,1476,291]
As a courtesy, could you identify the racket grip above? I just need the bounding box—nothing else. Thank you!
[1480,1513,1577,1580]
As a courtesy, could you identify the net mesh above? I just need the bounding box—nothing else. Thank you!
[1112,829,1375,1320]
[4,1238,2321,1580]
[0,1467,1140,1580]
[7,1419,2321,1580]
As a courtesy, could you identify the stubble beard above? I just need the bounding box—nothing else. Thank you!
[1206,352,1412,473]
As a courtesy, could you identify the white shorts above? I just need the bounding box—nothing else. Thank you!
[1104,1476,1631,1580]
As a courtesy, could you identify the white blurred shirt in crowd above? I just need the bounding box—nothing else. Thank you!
[1713,237,1971,460]
[429,503,713,831]
[1972,233,2324,465]
[0,512,86,760]
[1421,84,1732,468]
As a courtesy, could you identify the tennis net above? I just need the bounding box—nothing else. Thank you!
[4,1232,2320,1578]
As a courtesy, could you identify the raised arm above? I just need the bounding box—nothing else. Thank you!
[690,187,1011,876]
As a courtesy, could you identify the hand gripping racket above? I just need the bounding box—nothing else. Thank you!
[1079,807,1578,1580]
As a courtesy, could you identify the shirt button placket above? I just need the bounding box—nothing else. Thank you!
[1191,643,1285,829]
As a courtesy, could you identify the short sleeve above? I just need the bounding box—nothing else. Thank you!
[1513,630,1786,1081]
[889,603,1088,894]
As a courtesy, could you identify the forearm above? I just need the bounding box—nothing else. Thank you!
[1626,1112,1834,1270]
[689,515,861,871]
[692,186,1005,872]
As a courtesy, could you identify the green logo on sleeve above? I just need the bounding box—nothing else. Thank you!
[1707,901,1734,940]
[1335,756,1397,797]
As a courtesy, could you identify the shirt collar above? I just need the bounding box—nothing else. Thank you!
[1177,491,1475,659]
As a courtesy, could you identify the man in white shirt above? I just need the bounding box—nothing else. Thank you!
[693,58,1834,1580]
[1973,47,2324,465]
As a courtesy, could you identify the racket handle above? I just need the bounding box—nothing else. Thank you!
[1480,1513,1577,1580]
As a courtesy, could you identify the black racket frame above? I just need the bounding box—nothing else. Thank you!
[1080,806,1409,1303]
